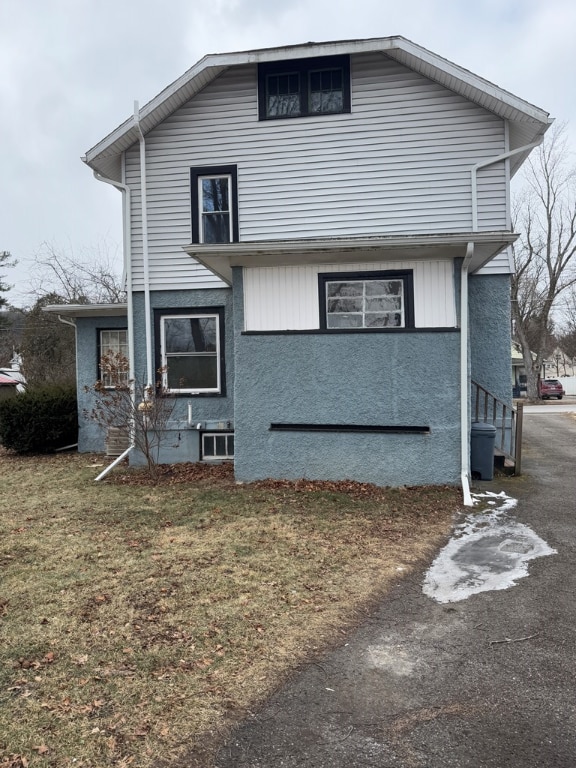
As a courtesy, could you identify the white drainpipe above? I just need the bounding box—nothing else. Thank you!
[92,171,136,478]
[133,101,154,390]
[92,172,135,387]
[470,141,543,230]
[460,242,474,506]
[461,137,545,504]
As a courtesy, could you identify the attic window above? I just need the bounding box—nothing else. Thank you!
[258,55,350,120]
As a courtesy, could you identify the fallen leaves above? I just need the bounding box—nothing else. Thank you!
[14,651,56,670]
[0,450,460,768]
[0,756,29,768]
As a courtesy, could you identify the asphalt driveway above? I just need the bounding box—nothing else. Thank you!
[212,411,576,767]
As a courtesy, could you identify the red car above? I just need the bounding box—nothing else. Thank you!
[538,378,565,400]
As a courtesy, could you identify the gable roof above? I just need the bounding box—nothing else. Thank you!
[83,36,552,182]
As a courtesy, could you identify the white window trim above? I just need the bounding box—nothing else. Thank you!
[99,329,128,388]
[325,278,405,329]
[160,313,221,394]
[202,432,234,460]
[198,174,233,244]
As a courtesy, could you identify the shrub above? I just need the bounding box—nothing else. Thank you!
[0,385,78,453]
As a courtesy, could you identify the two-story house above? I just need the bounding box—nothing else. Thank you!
[47,36,551,500]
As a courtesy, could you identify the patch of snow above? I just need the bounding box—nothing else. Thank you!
[423,491,556,603]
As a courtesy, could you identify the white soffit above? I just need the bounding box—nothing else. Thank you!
[83,36,552,182]
[184,232,517,285]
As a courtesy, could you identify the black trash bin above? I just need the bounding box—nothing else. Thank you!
[470,422,496,480]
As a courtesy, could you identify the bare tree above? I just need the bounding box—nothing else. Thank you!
[28,241,125,305]
[85,354,176,482]
[557,286,576,361]
[511,125,576,399]
[0,250,16,319]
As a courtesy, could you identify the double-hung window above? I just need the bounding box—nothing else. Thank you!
[319,271,414,330]
[158,309,224,394]
[190,165,238,244]
[258,55,351,120]
[99,329,128,387]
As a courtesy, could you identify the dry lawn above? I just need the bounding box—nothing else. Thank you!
[0,451,461,767]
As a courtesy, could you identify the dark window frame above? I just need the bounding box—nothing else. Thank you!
[258,55,351,120]
[190,165,239,244]
[318,270,415,331]
[153,306,226,397]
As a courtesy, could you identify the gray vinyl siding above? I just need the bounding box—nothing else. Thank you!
[126,53,507,291]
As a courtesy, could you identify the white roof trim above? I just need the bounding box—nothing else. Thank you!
[84,36,552,181]
[184,232,518,285]
[42,303,128,318]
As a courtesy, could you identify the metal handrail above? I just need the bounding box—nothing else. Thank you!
[471,381,523,474]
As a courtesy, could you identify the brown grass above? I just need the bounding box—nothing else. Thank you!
[0,451,461,767]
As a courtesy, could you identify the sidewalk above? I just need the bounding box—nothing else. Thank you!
[207,412,576,767]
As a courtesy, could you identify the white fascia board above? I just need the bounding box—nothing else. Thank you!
[83,36,551,181]
[388,38,552,127]
[184,232,518,284]
[42,303,128,318]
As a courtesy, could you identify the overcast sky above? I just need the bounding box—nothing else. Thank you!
[1,0,575,307]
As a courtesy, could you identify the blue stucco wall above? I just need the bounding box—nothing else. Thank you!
[469,274,512,405]
[130,288,234,464]
[232,271,461,487]
[233,332,461,486]
[75,315,128,452]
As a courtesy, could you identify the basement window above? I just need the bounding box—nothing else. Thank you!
[202,432,234,460]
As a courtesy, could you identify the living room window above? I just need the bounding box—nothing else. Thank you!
[157,309,225,394]
[318,271,414,330]
[190,166,238,244]
[99,329,128,387]
[258,55,350,120]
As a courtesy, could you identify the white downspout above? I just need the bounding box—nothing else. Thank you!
[462,137,544,505]
[92,172,136,476]
[133,101,154,390]
[470,140,543,231]
[92,172,135,386]
[460,242,474,506]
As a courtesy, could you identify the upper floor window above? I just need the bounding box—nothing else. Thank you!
[318,271,414,330]
[99,329,128,387]
[258,55,351,120]
[190,166,238,244]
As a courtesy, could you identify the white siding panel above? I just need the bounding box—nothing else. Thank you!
[476,249,514,275]
[243,261,456,331]
[127,54,507,291]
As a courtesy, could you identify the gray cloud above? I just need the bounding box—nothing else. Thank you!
[1,0,573,306]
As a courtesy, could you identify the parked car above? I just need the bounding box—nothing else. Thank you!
[538,379,565,400]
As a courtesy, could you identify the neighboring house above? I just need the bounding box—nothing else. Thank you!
[45,36,552,499]
[0,374,18,401]
[0,353,27,399]
[512,344,576,396]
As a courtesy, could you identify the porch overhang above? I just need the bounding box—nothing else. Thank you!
[42,303,128,318]
[183,232,518,285]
